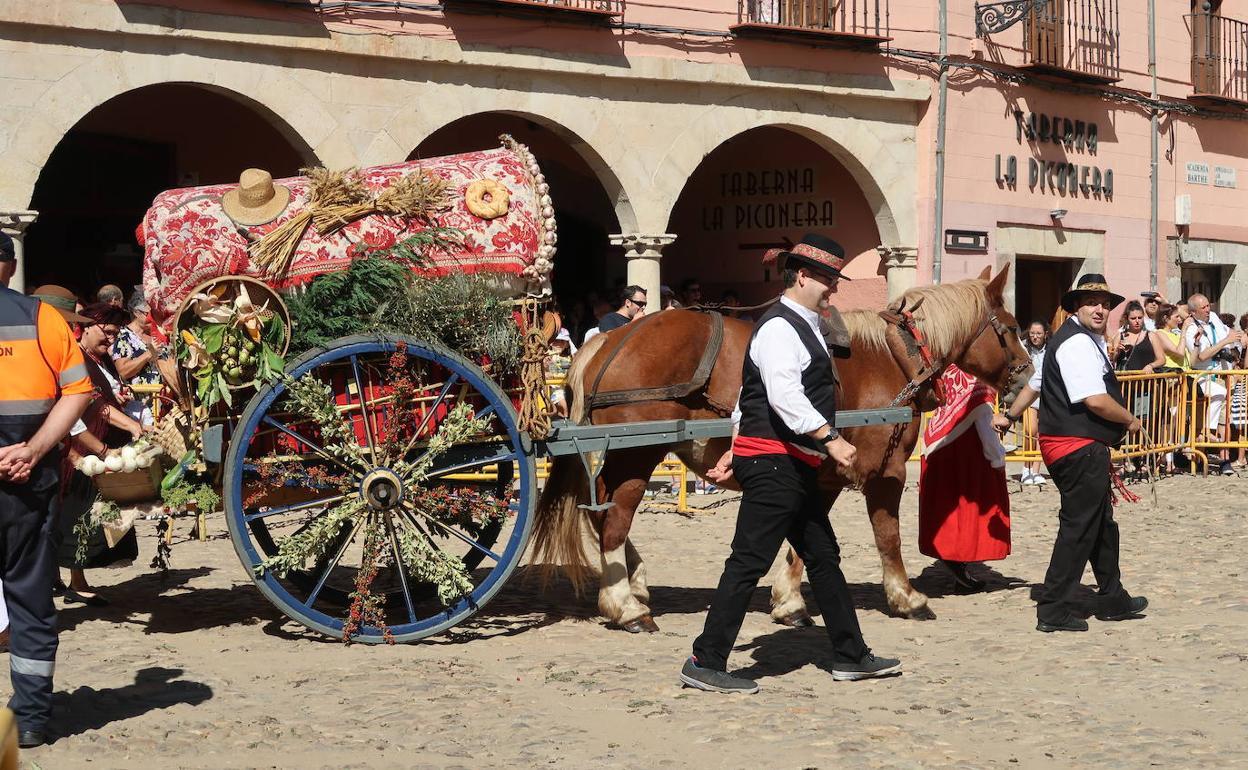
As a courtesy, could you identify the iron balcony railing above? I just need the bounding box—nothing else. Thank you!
[737,0,889,39]
[1023,0,1120,82]
[1189,12,1248,104]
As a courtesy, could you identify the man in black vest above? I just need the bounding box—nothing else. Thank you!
[679,234,901,694]
[994,274,1149,632]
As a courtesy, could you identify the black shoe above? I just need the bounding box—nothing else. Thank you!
[679,657,759,694]
[62,588,108,607]
[1221,461,1236,476]
[18,730,46,748]
[1096,595,1149,621]
[831,651,902,681]
[943,560,987,594]
[1036,615,1089,632]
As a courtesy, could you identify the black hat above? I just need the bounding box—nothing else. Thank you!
[1061,274,1125,312]
[772,234,851,281]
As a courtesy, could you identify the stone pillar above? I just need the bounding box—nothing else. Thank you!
[879,245,919,300]
[0,211,38,293]
[610,233,675,313]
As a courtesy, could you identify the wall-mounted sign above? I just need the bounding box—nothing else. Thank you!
[945,230,989,252]
[995,109,1113,199]
[1215,166,1237,189]
[1187,162,1211,185]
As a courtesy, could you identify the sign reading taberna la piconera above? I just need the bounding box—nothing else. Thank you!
[994,110,1114,199]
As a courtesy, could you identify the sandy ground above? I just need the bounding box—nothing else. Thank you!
[9,471,1248,769]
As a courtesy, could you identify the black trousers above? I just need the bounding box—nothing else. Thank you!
[1037,442,1132,623]
[0,476,60,732]
[693,454,868,670]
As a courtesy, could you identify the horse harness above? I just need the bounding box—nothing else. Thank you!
[879,300,1026,408]
[585,310,726,410]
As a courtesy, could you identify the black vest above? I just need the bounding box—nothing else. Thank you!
[738,300,837,454]
[1039,318,1126,445]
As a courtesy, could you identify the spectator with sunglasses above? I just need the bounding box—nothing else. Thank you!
[594,285,647,334]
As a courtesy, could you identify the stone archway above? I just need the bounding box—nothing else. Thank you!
[662,125,890,310]
[414,112,630,344]
[639,103,919,304]
[23,82,316,296]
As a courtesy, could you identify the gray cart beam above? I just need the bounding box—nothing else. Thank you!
[541,407,913,457]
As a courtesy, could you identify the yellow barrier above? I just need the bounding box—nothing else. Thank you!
[0,708,18,770]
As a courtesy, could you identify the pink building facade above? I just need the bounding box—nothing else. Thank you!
[2,0,1247,324]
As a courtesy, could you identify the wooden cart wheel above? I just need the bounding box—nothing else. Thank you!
[223,334,535,643]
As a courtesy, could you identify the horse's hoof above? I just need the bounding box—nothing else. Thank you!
[775,611,815,628]
[621,615,659,633]
[907,605,937,621]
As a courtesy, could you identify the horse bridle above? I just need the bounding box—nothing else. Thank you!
[881,300,1028,408]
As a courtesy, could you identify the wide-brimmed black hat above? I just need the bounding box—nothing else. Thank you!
[770,233,851,282]
[1061,273,1125,312]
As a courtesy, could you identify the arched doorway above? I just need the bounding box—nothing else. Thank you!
[663,126,887,310]
[25,83,314,298]
[414,113,622,343]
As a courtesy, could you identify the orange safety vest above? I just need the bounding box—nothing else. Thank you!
[0,287,92,447]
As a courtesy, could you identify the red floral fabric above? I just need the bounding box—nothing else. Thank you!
[140,147,544,327]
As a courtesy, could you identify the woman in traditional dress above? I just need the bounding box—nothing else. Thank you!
[918,365,1010,593]
[57,302,144,606]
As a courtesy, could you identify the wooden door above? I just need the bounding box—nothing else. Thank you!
[1192,1,1223,94]
[1027,0,1065,67]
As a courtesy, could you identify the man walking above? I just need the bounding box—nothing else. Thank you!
[1024,274,1148,632]
[0,248,93,746]
[679,234,901,694]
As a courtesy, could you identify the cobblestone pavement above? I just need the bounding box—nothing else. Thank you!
[13,475,1247,769]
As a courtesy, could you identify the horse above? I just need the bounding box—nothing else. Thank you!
[532,266,1031,633]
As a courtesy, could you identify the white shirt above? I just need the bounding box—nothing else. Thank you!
[1143,317,1157,332]
[729,296,829,436]
[1026,347,1045,408]
[1185,314,1233,372]
[1053,318,1111,404]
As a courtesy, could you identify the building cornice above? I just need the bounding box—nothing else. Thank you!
[0,0,930,105]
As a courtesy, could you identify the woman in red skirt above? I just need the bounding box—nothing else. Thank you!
[918,365,1011,593]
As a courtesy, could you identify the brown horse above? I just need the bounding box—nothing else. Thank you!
[532,267,1031,632]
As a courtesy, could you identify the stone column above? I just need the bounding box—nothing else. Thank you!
[0,210,38,293]
[610,233,675,313]
[879,245,919,300]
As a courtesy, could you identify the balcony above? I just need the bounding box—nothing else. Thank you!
[730,0,891,48]
[442,0,623,24]
[1189,12,1248,107]
[1019,0,1120,84]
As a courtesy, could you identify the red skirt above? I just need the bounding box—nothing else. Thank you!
[918,426,1011,562]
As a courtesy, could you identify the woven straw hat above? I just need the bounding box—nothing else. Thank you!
[220,168,291,226]
[31,284,91,324]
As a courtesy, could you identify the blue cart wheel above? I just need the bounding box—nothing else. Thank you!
[223,334,536,643]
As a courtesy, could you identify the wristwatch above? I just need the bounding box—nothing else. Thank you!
[822,425,840,443]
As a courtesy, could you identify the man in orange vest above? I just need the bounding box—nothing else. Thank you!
[0,242,92,746]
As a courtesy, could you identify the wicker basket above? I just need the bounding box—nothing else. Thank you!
[94,462,165,505]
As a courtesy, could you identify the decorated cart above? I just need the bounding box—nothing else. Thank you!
[101,136,912,645]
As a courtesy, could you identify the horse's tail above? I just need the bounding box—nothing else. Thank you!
[531,454,598,594]
[530,333,606,593]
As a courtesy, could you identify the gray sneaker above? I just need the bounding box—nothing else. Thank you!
[831,652,903,681]
[679,657,759,694]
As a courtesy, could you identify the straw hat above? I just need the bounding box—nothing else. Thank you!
[1061,273,1125,313]
[220,168,291,226]
[30,285,90,324]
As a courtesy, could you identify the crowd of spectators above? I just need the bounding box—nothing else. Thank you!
[1018,290,1248,481]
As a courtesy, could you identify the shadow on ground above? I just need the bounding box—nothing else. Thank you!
[51,667,213,742]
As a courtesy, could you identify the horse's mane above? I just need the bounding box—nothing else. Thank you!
[842,278,991,359]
